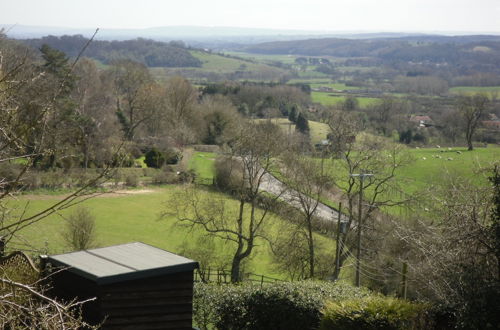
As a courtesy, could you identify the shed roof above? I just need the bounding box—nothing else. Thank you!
[47,242,199,284]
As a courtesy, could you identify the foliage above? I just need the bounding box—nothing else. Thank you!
[144,148,166,168]
[320,296,430,330]
[24,35,202,67]
[193,281,370,330]
[62,207,97,251]
[295,112,310,135]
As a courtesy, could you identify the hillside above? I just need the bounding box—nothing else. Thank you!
[244,36,500,74]
[21,35,202,67]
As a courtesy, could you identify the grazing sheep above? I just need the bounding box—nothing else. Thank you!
[448,147,452,151]
[447,157,453,161]
[456,151,462,154]
[436,145,441,148]
[422,157,427,160]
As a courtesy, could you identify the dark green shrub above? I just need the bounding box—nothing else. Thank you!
[164,149,182,165]
[320,296,431,330]
[194,281,369,330]
[144,148,166,168]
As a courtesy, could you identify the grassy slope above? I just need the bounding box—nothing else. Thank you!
[397,146,500,193]
[10,151,337,279]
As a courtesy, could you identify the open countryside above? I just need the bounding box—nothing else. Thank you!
[1,9,500,329]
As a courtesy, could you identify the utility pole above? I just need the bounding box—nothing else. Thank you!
[351,172,373,287]
[334,203,342,280]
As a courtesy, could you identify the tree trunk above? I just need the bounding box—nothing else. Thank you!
[230,254,242,283]
[307,218,315,278]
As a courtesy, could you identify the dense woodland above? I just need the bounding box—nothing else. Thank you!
[1,32,499,329]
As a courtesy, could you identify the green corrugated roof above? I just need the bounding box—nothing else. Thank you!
[47,242,199,284]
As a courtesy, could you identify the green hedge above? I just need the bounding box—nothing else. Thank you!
[320,296,431,330]
[193,281,369,330]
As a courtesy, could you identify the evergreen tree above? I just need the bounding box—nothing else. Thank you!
[295,112,310,135]
[288,104,298,123]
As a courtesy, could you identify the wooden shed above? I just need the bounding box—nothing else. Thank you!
[45,242,199,329]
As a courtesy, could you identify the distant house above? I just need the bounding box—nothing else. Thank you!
[44,242,199,329]
[482,120,500,130]
[409,115,433,127]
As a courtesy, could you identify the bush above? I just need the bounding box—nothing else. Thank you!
[214,156,243,193]
[62,207,97,251]
[193,281,369,330]
[164,149,182,165]
[320,296,431,330]
[125,173,139,187]
[144,148,166,168]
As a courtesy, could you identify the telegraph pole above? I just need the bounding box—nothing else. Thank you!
[351,172,373,287]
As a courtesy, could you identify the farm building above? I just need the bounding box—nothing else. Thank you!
[44,242,199,329]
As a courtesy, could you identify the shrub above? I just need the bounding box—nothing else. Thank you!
[153,170,174,184]
[320,296,431,330]
[62,207,97,251]
[144,148,166,168]
[214,156,243,192]
[194,281,369,330]
[125,173,139,187]
[164,149,182,165]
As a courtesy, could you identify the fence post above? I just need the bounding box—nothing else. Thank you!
[260,275,264,288]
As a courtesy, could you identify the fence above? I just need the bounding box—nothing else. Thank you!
[194,268,282,287]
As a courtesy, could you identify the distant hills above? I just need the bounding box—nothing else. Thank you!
[4,24,499,49]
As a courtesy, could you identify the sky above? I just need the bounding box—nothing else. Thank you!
[1,0,500,34]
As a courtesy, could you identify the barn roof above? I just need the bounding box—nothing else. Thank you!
[47,242,199,284]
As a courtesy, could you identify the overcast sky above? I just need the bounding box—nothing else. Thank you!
[1,0,499,33]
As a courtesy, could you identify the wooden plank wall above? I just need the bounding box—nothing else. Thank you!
[99,271,194,330]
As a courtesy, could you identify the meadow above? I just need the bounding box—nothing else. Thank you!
[449,86,500,95]
[254,118,330,144]
[311,92,379,107]
[8,150,339,280]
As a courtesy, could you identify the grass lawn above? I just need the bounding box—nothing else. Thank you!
[8,185,335,279]
[187,151,216,182]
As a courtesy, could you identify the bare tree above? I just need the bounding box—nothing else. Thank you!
[172,121,286,282]
[458,93,489,150]
[327,111,414,282]
[280,152,331,278]
[395,167,500,328]
[0,32,113,327]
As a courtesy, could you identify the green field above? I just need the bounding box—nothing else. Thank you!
[9,185,337,279]
[311,92,379,107]
[187,151,216,182]
[310,83,361,91]
[449,86,500,94]
[398,146,500,193]
[254,118,330,144]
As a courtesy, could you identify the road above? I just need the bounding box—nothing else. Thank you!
[259,172,350,224]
